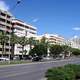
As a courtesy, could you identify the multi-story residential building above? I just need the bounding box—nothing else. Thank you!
[0,9,12,57]
[12,19,37,58]
[44,33,64,44]
[36,33,64,45]
[68,36,80,49]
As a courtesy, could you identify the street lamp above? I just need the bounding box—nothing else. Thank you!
[8,0,22,61]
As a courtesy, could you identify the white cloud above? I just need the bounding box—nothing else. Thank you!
[0,0,9,11]
[72,27,80,31]
[32,18,39,22]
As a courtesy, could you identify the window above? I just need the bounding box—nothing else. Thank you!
[7,15,10,18]
[1,12,6,17]
[0,48,2,51]
[0,18,5,22]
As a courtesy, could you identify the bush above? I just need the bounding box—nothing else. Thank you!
[46,68,66,80]
[46,67,75,80]
[45,64,80,80]
[64,64,80,78]
[71,48,80,56]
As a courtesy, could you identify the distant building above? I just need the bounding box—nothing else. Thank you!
[43,33,64,45]
[68,36,80,49]
[35,33,65,45]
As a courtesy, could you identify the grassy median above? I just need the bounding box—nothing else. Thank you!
[0,60,32,65]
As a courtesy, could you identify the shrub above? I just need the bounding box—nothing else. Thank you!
[71,48,80,56]
[45,64,80,80]
[45,67,75,80]
[64,64,80,78]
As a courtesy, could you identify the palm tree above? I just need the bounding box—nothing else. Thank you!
[28,37,38,50]
[10,33,19,60]
[0,32,9,57]
[40,36,50,56]
[41,36,47,44]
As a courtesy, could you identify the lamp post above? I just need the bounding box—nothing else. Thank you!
[8,0,22,61]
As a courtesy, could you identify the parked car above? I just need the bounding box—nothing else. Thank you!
[43,57,53,61]
[32,56,42,61]
[0,57,10,61]
[13,56,20,60]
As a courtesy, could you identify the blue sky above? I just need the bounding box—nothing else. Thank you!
[1,0,80,38]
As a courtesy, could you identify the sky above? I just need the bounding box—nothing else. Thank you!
[0,0,80,38]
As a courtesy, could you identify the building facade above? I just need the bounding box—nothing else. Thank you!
[68,36,80,49]
[0,9,12,57]
[36,33,64,45]
[12,19,37,57]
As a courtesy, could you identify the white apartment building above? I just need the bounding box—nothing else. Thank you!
[0,9,12,57]
[12,19,37,57]
[68,36,80,49]
[38,33,65,45]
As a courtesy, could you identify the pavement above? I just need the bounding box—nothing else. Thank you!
[0,58,80,80]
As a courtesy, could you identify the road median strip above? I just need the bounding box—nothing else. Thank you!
[0,58,80,68]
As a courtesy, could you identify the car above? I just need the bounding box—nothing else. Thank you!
[32,56,42,61]
[13,56,20,60]
[43,57,53,61]
[0,57,10,61]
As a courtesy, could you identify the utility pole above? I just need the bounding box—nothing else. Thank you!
[8,0,22,62]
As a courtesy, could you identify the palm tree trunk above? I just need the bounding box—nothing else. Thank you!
[4,43,6,56]
[2,43,4,57]
[22,45,24,59]
[11,43,14,60]
[30,44,32,50]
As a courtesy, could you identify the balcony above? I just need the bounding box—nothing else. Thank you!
[0,45,11,49]
[6,23,12,27]
[0,21,12,27]
[0,15,6,20]
[29,29,37,33]
[0,26,6,31]
[0,45,2,48]
[0,51,2,54]
[6,52,11,54]
[5,46,11,49]
[0,51,11,54]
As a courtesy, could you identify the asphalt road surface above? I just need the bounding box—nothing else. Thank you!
[0,58,80,80]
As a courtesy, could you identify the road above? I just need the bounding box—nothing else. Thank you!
[0,58,80,80]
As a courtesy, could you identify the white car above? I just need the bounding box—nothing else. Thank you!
[0,57,10,61]
[43,57,53,61]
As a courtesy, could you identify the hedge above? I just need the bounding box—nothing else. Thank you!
[45,64,80,80]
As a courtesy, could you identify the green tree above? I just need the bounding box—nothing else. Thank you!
[61,45,71,57]
[49,45,62,58]
[29,43,47,57]
[18,36,28,59]
[0,32,9,57]
[40,36,49,56]
[28,37,37,50]
[40,36,47,43]
[10,34,19,59]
